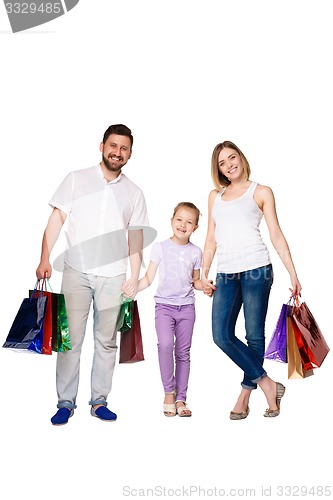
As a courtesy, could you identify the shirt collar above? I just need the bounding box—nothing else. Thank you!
[97,164,123,184]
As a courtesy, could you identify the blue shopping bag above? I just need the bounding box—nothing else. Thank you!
[3,289,48,352]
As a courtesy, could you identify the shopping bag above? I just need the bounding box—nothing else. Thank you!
[3,291,48,352]
[29,279,52,354]
[117,298,133,333]
[29,279,72,353]
[119,300,144,363]
[264,303,291,363]
[291,299,329,368]
[52,292,72,353]
[291,318,316,373]
[287,316,305,379]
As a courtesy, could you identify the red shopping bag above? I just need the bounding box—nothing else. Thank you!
[291,298,329,368]
[29,278,72,354]
[119,300,144,363]
[290,319,317,372]
[29,279,53,354]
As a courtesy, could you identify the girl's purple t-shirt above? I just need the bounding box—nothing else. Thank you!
[150,238,202,305]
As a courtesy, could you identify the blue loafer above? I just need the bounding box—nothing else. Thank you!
[91,406,117,422]
[51,407,74,426]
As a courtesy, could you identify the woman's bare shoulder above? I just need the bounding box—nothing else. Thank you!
[255,183,274,198]
[208,188,220,198]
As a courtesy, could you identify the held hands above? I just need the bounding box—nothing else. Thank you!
[201,276,216,298]
[121,277,138,299]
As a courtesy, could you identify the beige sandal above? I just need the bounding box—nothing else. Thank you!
[163,403,176,417]
[176,401,192,417]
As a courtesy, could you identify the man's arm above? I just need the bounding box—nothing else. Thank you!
[36,207,67,279]
[121,229,144,298]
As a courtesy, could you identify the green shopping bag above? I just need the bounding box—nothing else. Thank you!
[117,299,133,333]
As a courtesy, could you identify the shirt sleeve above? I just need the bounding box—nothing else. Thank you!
[150,242,162,266]
[128,188,149,228]
[49,172,74,215]
[193,247,202,270]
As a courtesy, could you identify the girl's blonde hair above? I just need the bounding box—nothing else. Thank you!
[172,202,201,224]
[211,141,251,189]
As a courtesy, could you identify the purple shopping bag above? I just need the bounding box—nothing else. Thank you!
[264,302,293,363]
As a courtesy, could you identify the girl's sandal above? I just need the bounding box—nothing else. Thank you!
[163,403,176,417]
[176,401,192,417]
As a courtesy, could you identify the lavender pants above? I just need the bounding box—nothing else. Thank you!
[155,303,195,402]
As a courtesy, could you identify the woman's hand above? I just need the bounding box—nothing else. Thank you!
[201,276,216,297]
[289,275,302,298]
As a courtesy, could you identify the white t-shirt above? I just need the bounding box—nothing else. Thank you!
[49,165,149,277]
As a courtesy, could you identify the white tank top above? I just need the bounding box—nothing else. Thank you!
[212,181,271,273]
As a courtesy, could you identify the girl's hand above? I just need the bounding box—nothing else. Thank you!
[121,278,138,299]
[205,287,214,297]
[201,277,216,297]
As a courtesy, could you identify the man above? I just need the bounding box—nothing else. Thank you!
[36,124,149,425]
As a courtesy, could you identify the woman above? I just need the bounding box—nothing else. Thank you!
[201,141,301,419]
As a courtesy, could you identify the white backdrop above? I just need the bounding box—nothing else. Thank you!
[0,1,332,498]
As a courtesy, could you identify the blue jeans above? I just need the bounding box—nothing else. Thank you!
[212,264,273,390]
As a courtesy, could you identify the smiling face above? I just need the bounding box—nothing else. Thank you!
[171,207,198,244]
[100,133,132,173]
[218,147,244,181]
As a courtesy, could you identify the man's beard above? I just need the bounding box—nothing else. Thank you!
[103,154,124,172]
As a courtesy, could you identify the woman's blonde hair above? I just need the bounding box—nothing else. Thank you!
[211,141,251,189]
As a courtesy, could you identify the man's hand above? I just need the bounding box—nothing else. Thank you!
[36,261,52,280]
[121,277,138,299]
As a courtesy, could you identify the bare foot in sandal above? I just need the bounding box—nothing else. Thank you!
[176,401,192,417]
[163,392,176,417]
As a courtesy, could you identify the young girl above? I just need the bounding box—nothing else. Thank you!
[137,202,207,417]
[202,141,301,419]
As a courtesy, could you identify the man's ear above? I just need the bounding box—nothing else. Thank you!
[99,142,104,153]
